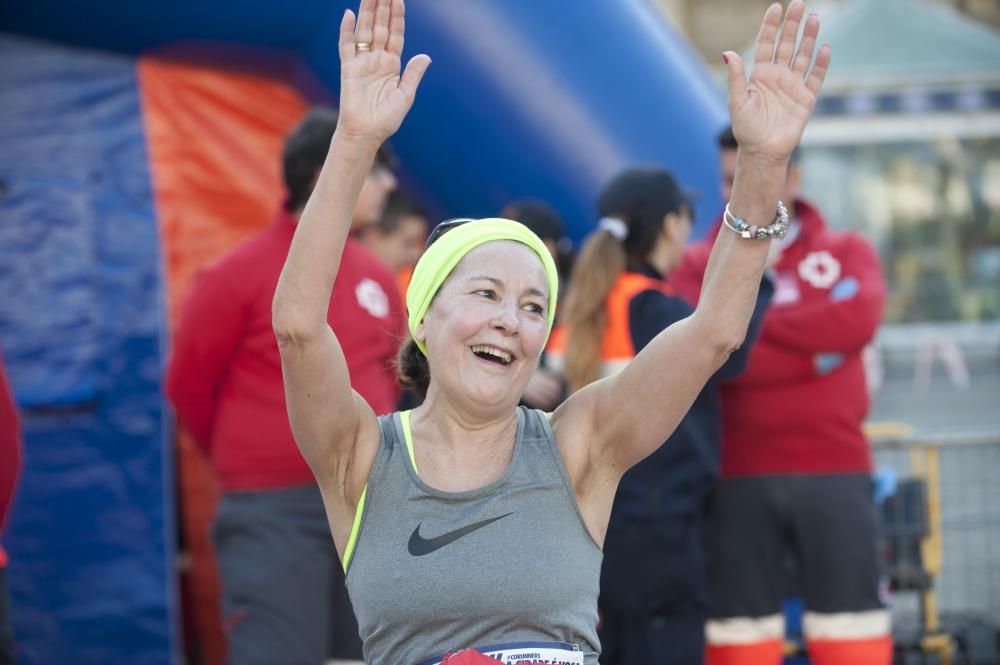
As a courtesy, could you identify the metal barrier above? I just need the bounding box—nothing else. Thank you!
[868,425,1000,664]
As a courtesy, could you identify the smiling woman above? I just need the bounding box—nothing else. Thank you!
[270,0,830,662]
[416,240,551,409]
[398,221,558,406]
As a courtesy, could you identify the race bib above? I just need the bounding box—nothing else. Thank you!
[418,640,585,665]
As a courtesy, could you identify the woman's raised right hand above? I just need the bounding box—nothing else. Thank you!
[337,0,431,145]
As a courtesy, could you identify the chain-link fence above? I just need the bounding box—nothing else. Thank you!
[873,432,1000,663]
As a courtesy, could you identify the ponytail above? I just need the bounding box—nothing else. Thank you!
[396,337,431,399]
[561,228,627,393]
[561,166,685,392]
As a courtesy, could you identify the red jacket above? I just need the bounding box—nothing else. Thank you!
[0,346,24,567]
[166,211,405,491]
[671,199,886,476]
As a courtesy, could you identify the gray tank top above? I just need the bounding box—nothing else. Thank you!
[345,406,602,665]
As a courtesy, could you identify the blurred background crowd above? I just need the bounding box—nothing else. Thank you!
[0,0,998,664]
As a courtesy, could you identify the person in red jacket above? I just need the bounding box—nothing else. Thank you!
[166,108,404,665]
[671,126,891,665]
[0,344,23,664]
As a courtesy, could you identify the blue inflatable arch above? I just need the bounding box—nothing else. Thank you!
[2,0,727,238]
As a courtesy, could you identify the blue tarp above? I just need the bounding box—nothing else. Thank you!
[0,34,177,665]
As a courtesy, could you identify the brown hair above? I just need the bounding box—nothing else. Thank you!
[562,167,690,393]
[396,338,431,399]
[562,230,627,392]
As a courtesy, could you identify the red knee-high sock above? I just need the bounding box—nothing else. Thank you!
[807,635,893,665]
[706,641,784,665]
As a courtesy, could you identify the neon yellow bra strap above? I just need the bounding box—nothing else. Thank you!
[399,410,418,473]
[342,411,418,572]
[342,485,366,572]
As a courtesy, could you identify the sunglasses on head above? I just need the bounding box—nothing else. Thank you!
[424,217,476,250]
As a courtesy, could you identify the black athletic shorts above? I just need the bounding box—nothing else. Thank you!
[704,473,885,619]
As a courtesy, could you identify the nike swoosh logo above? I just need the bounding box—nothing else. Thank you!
[408,512,513,556]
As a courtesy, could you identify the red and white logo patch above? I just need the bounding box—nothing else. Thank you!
[798,251,841,289]
[355,278,389,318]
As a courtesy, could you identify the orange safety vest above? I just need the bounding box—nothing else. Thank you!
[397,265,414,301]
[548,272,674,380]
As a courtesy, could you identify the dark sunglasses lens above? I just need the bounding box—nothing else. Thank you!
[426,218,475,249]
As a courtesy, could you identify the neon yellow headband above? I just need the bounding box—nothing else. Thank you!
[406,218,560,355]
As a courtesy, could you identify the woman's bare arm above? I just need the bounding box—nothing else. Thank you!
[554,1,829,537]
[272,0,429,547]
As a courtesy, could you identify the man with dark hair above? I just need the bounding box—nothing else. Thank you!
[358,189,428,277]
[672,125,891,665]
[166,107,404,665]
[283,108,396,215]
[500,199,571,264]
